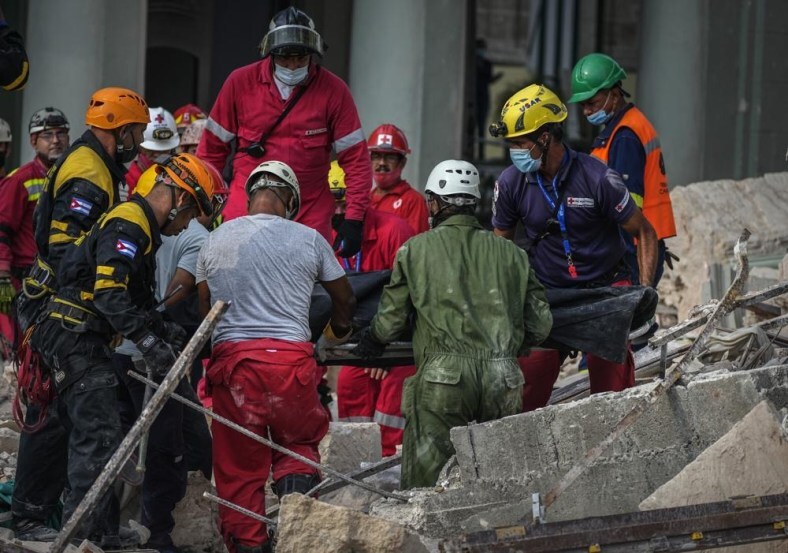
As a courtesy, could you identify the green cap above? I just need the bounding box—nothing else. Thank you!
[567,53,627,103]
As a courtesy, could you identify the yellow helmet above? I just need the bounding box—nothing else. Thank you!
[134,165,159,198]
[328,160,346,199]
[489,84,568,139]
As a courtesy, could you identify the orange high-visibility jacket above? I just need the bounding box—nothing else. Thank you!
[591,107,676,239]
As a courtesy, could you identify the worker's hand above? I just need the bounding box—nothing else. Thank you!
[664,247,680,271]
[315,320,353,363]
[135,333,177,378]
[352,328,387,361]
[364,367,390,380]
[0,275,15,315]
[333,219,364,258]
[162,321,188,352]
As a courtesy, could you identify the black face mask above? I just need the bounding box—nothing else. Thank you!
[0,151,6,171]
[115,127,139,165]
[331,213,345,232]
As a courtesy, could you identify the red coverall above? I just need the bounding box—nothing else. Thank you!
[197,57,371,241]
[370,179,430,235]
[208,339,329,549]
[125,152,153,196]
[0,158,46,343]
[334,208,417,456]
[518,278,636,411]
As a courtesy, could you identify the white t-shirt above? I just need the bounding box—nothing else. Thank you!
[196,213,345,344]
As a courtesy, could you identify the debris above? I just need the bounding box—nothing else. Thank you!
[318,422,382,474]
[276,494,429,553]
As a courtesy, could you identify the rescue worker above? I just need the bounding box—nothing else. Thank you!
[196,160,355,553]
[112,158,224,553]
[568,53,676,287]
[367,124,429,235]
[488,84,657,408]
[353,159,553,489]
[0,117,13,177]
[29,152,215,548]
[180,118,206,154]
[328,161,415,456]
[173,103,207,136]
[0,108,70,352]
[0,7,29,92]
[12,86,149,542]
[198,7,371,255]
[127,107,180,193]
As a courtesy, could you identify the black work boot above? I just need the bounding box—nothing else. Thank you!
[13,518,59,542]
[271,473,321,498]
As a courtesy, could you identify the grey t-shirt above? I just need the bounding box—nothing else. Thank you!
[114,219,209,357]
[196,213,345,344]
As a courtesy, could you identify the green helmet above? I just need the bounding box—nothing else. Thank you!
[567,53,627,103]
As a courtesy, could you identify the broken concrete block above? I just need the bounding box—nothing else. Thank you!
[321,463,401,513]
[276,493,429,553]
[640,400,788,553]
[640,400,788,510]
[318,422,381,475]
[170,471,221,553]
[660,172,788,319]
[0,427,19,453]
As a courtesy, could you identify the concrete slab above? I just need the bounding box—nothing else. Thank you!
[640,400,788,553]
[276,493,428,553]
[319,422,382,474]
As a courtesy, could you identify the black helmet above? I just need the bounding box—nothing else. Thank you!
[259,7,325,58]
[29,107,69,135]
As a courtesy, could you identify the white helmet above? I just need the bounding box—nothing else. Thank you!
[140,107,179,151]
[180,118,206,147]
[245,160,301,219]
[0,118,11,142]
[425,159,481,205]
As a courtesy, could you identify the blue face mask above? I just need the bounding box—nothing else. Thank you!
[274,64,309,86]
[510,146,542,174]
[586,91,613,126]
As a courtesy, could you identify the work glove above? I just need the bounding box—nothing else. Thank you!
[352,328,387,361]
[333,219,364,258]
[315,320,353,363]
[0,276,14,315]
[162,321,188,352]
[135,332,177,379]
[664,247,680,271]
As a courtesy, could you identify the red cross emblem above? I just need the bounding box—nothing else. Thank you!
[155,113,165,124]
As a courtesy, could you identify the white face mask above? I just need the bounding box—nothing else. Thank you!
[274,64,309,86]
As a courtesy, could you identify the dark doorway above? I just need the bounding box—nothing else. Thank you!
[145,46,199,111]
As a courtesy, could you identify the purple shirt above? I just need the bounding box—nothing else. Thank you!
[492,147,636,288]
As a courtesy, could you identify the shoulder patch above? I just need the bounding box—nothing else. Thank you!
[69,196,94,215]
[102,202,153,254]
[115,238,138,259]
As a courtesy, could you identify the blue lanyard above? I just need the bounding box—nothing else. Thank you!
[341,250,362,272]
[535,162,578,279]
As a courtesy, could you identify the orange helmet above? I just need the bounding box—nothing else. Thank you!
[367,123,410,156]
[84,87,149,130]
[204,160,229,217]
[156,153,216,216]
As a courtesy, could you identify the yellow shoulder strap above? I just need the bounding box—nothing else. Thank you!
[53,146,115,203]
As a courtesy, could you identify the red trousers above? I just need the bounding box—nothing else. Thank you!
[207,338,329,551]
[336,364,417,457]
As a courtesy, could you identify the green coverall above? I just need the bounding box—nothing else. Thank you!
[369,214,552,489]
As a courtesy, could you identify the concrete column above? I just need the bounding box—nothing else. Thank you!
[637,0,704,187]
[349,0,468,190]
[22,0,146,162]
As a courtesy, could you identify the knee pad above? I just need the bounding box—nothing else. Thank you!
[271,473,320,498]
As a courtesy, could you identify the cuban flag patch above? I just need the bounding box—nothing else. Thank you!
[116,238,138,259]
[69,196,94,216]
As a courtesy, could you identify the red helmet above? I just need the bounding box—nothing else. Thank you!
[173,104,207,129]
[367,123,410,156]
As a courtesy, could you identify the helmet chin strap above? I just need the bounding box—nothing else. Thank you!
[161,186,180,231]
[269,187,294,219]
